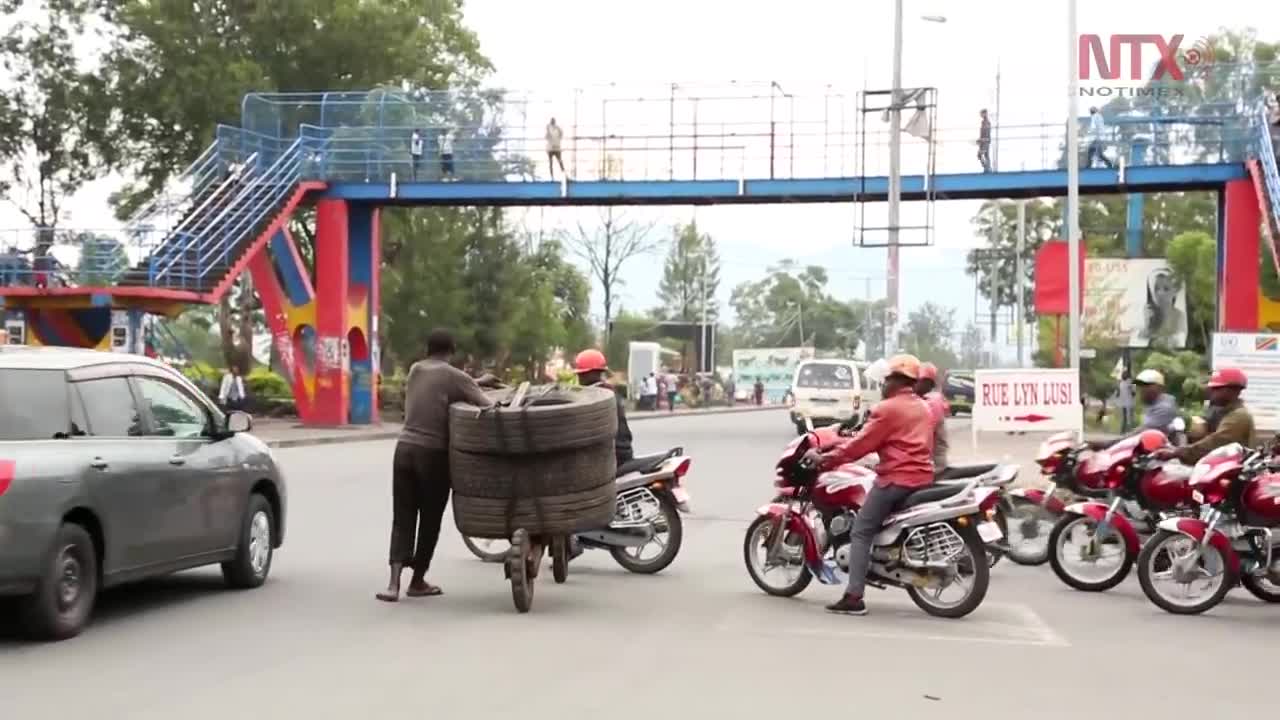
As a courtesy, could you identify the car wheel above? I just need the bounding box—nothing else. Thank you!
[222,493,275,589]
[20,522,99,641]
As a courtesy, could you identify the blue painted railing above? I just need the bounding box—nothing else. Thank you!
[1256,104,1280,237]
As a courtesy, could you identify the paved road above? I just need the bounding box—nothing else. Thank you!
[3,410,1279,718]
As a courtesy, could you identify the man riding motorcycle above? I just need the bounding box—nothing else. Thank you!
[568,349,634,559]
[1152,367,1255,464]
[804,354,935,616]
[1132,368,1182,440]
[915,362,950,473]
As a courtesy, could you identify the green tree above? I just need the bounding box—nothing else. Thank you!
[656,221,721,323]
[73,233,130,286]
[0,1,115,244]
[901,302,959,368]
[729,261,880,354]
[958,322,985,370]
[1165,230,1218,351]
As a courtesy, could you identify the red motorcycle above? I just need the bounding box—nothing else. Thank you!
[742,425,1001,618]
[1001,432,1082,565]
[1046,430,1196,592]
[1138,441,1280,614]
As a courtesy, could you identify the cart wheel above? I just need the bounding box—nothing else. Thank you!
[507,529,534,613]
[551,537,569,584]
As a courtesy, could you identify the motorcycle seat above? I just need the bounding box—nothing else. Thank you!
[617,452,671,477]
[901,482,971,509]
[937,463,997,480]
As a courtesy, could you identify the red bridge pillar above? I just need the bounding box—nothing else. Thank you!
[1219,179,1260,332]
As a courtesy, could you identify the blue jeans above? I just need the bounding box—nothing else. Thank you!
[845,484,915,597]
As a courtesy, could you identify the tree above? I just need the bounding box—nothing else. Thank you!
[561,208,661,340]
[656,221,721,323]
[958,323,985,369]
[73,233,130,286]
[1165,230,1217,350]
[901,302,959,368]
[729,261,880,354]
[0,1,115,243]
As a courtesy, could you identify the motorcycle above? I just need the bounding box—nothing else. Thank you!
[462,448,693,575]
[1003,419,1187,567]
[1138,440,1280,615]
[743,422,1001,618]
[1046,430,1196,592]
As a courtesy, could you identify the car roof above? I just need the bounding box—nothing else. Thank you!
[0,346,174,372]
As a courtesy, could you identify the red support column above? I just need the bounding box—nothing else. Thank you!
[1221,179,1261,332]
[247,228,316,421]
[312,199,351,424]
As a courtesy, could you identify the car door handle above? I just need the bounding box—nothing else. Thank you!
[90,458,109,470]
[169,455,186,466]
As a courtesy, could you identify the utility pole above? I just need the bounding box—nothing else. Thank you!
[989,204,1000,366]
[887,0,904,355]
[699,258,708,373]
[865,277,873,360]
[1066,0,1082,371]
[1016,199,1027,367]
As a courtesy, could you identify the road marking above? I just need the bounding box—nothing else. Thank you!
[714,600,1070,648]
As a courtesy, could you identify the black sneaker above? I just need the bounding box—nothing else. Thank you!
[825,594,868,615]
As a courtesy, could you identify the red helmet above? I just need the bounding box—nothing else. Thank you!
[1207,367,1247,389]
[918,362,938,382]
[573,349,608,374]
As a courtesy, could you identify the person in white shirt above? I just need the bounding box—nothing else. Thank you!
[1086,107,1114,169]
[640,372,658,410]
[409,129,424,180]
[439,129,455,179]
[545,118,565,180]
[219,366,247,411]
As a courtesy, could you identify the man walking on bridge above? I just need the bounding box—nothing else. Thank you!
[977,109,992,173]
[546,117,566,180]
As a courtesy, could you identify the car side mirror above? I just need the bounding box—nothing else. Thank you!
[226,410,253,434]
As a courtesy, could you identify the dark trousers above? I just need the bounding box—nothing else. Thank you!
[1087,141,1114,168]
[977,142,991,172]
[846,484,916,597]
[388,442,451,573]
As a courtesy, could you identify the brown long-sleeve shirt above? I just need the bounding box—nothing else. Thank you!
[397,358,493,449]
[1176,401,1256,465]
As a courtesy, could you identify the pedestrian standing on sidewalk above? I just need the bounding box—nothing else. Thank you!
[219,365,247,412]
[377,329,498,602]
[1115,372,1135,433]
[666,370,680,412]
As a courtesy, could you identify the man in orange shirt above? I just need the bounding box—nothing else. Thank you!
[806,354,935,615]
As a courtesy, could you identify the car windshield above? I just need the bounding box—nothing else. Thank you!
[796,363,854,389]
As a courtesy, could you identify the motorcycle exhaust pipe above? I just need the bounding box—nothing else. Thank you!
[578,526,655,548]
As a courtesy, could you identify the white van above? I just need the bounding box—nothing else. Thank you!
[788,359,871,434]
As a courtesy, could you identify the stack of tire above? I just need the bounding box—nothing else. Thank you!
[449,384,618,539]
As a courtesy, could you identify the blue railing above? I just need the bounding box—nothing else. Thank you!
[1256,104,1280,235]
[0,229,137,289]
[123,140,224,243]
[149,138,304,290]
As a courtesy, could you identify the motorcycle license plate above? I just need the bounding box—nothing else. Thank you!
[671,487,691,505]
[977,521,1004,543]
[1192,490,1204,504]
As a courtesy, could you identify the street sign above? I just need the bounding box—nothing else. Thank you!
[1212,333,1280,431]
[973,369,1083,440]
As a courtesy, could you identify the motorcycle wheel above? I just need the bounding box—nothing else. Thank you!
[1047,514,1134,592]
[1137,529,1233,615]
[906,523,990,619]
[742,514,813,597]
[463,535,510,563]
[610,495,683,574]
[1240,574,1280,603]
[1002,497,1054,566]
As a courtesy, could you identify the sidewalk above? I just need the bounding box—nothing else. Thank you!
[253,404,784,448]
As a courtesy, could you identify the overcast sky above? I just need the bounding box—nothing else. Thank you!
[0,0,1267,353]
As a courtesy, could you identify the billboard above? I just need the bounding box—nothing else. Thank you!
[1212,333,1280,431]
[1084,258,1187,349]
[973,369,1083,436]
[732,347,814,404]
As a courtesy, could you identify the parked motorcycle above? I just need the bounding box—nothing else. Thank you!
[1046,430,1196,592]
[743,423,1001,618]
[1138,440,1280,615]
[462,448,692,575]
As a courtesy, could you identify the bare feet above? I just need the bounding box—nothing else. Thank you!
[376,563,403,602]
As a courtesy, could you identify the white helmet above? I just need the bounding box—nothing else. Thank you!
[1135,369,1165,386]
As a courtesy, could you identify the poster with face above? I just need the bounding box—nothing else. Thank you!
[1084,258,1187,349]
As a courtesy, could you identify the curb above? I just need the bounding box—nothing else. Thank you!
[260,406,784,449]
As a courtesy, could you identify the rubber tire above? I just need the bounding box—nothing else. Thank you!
[453,482,617,539]
[462,535,510,563]
[551,537,569,583]
[450,385,618,454]
[450,440,617,499]
[742,514,814,597]
[19,523,99,641]
[1003,497,1054,566]
[1241,574,1280,603]
[906,523,990,619]
[1137,529,1234,615]
[1047,513,1135,593]
[609,495,683,574]
[507,529,534,613]
[221,494,274,589]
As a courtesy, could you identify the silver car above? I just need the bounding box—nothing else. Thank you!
[0,347,287,640]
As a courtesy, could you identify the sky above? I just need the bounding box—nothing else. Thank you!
[0,0,1269,356]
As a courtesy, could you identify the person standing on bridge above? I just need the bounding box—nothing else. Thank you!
[977,109,992,173]
[1086,107,1114,169]
[410,129,424,180]
[439,128,455,179]
[377,329,498,602]
[546,117,566,180]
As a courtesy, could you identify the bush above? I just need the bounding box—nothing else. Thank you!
[380,368,408,412]
[182,361,222,399]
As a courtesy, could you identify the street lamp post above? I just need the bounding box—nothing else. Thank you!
[1066,0,1082,371]
[887,0,904,354]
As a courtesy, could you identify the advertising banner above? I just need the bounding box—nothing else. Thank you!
[732,347,814,404]
[1212,333,1280,431]
[1084,258,1187,348]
